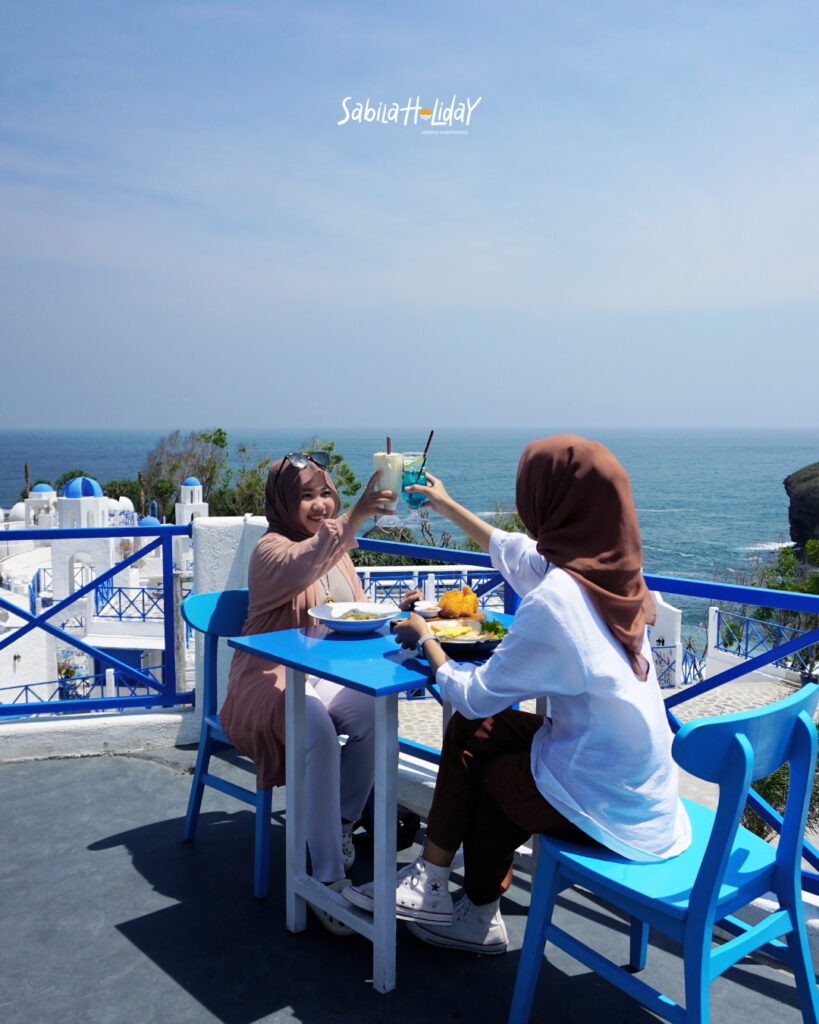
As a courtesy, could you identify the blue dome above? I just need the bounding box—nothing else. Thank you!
[32,483,53,493]
[63,477,103,498]
[139,515,161,527]
[183,476,201,487]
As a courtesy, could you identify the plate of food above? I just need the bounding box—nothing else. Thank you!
[428,618,508,659]
[308,601,401,634]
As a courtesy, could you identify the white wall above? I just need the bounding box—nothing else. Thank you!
[178,515,266,742]
[0,590,57,700]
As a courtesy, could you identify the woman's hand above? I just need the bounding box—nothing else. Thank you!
[348,470,397,533]
[403,472,452,514]
[399,589,423,612]
[393,611,427,650]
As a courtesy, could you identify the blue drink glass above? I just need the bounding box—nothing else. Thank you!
[402,453,427,508]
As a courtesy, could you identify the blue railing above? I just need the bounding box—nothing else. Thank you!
[94,585,164,620]
[357,538,819,892]
[716,609,816,675]
[0,668,166,707]
[681,646,706,684]
[359,567,504,610]
[0,524,192,716]
[651,645,676,687]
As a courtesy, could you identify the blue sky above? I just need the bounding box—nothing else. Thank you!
[2,1,818,429]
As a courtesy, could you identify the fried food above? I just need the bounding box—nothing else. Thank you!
[438,585,480,618]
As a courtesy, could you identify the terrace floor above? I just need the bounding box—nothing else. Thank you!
[1,743,814,1024]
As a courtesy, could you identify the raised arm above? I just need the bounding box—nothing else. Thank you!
[404,472,493,552]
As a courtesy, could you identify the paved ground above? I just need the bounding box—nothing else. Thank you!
[1,715,814,1024]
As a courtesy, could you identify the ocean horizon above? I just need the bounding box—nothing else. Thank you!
[2,426,818,637]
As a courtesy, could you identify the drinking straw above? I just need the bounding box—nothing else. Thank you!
[413,430,435,483]
[387,436,391,454]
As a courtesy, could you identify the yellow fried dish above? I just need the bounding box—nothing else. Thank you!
[430,622,481,640]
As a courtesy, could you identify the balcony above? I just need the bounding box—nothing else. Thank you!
[2,742,812,1024]
[2,517,819,1021]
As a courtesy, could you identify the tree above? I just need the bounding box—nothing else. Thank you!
[53,468,92,493]
[301,437,362,509]
[141,428,231,520]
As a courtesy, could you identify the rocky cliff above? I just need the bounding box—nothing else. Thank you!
[784,462,819,548]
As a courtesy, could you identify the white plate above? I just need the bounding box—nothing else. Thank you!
[308,602,401,633]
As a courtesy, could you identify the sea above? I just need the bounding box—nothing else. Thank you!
[2,427,818,638]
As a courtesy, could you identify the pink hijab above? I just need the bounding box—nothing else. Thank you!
[515,435,656,681]
[264,457,340,541]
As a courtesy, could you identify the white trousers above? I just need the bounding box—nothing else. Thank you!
[305,675,375,883]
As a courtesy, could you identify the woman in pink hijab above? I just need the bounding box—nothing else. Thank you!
[220,451,396,934]
[345,435,691,954]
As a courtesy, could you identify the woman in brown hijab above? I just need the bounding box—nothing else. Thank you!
[345,435,691,953]
[220,452,396,932]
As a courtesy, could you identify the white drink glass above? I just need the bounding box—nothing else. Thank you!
[372,451,404,512]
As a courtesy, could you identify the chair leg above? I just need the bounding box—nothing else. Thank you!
[183,729,214,843]
[508,853,561,1024]
[785,921,819,1024]
[682,929,711,1024]
[629,917,649,970]
[253,787,273,899]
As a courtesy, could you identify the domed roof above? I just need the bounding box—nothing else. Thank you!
[63,476,103,499]
[118,496,135,512]
[31,483,53,493]
[139,515,161,527]
[9,502,25,521]
[183,477,201,487]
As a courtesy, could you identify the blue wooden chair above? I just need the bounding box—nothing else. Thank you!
[509,683,819,1024]
[181,589,274,899]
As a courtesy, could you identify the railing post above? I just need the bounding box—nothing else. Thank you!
[173,571,187,694]
[162,533,176,696]
[503,584,520,615]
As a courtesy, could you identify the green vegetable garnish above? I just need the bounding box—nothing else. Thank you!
[481,619,508,638]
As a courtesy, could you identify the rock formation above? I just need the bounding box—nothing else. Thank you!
[784,462,819,549]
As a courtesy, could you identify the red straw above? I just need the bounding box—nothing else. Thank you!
[422,430,434,457]
[387,436,391,454]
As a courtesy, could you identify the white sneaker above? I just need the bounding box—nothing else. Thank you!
[406,895,508,955]
[343,858,454,924]
[341,820,356,872]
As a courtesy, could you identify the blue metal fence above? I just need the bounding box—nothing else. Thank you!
[716,609,816,675]
[0,524,192,716]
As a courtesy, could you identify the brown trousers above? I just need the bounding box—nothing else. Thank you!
[426,709,597,906]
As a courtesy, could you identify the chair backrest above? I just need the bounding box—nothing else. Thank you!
[673,683,819,902]
[181,590,249,717]
[181,589,250,638]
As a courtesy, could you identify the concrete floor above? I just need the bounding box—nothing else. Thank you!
[0,747,813,1024]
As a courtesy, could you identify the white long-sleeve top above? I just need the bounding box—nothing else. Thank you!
[435,530,691,861]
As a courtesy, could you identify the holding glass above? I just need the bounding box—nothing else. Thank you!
[402,453,427,509]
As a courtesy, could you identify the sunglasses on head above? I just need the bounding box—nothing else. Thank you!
[282,451,331,470]
[270,450,332,495]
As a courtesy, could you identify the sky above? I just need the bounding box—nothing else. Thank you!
[2,1,818,430]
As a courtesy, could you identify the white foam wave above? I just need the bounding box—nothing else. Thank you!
[737,542,794,552]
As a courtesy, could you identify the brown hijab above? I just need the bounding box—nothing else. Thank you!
[264,457,340,541]
[515,435,656,680]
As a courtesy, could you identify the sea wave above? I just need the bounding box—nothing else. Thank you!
[737,542,794,552]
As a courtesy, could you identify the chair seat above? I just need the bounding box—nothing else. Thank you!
[543,798,777,921]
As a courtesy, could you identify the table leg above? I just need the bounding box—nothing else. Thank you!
[372,691,398,994]
[285,666,307,933]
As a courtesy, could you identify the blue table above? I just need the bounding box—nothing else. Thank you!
[228,622,433,993]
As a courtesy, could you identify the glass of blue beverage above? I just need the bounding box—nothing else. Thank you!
[402,453,427,509]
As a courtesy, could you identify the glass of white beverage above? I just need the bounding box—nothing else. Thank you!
[372,451,404,512]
